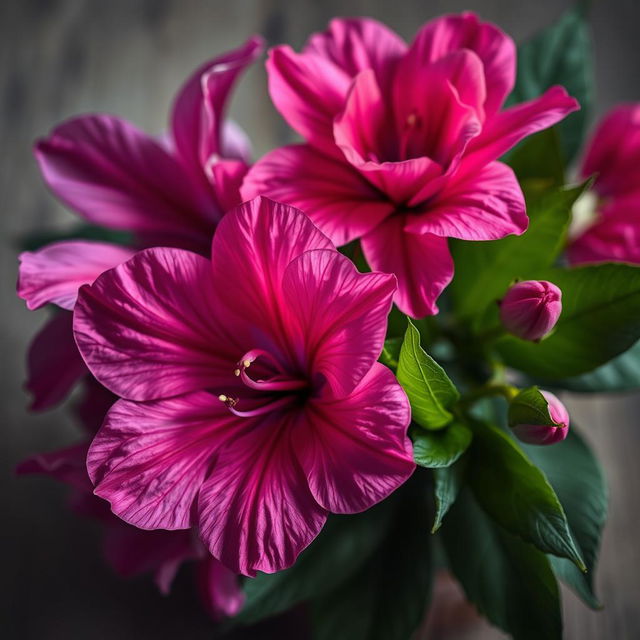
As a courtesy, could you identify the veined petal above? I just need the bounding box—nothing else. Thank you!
[241,144,394,246]
[88,392,239,531]
[281,249,396,397]
[74,247,239,401]
[294,362,413,513]
[405,162,527,240]
[18,240,134,310]
[361,217,454,317]
[198,410,327,576]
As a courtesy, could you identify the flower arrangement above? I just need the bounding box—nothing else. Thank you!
[16,5,639,639]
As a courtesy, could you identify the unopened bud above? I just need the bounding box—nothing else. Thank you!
[499,280,562,341]
[511,390,569,445]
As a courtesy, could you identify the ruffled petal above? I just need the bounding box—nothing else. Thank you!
[294,362,413,513]
[281,249,396,397]
[361,217,454,317]
[18,240,134,310]
[405,161,527,240]
[35,115,215,243]
[197,410,327,576]
[25,312,87,411]
[88,392,240,530]
[74,248,239,401]
[241,144,393,245]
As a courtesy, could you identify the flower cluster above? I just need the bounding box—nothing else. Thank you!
[16,8,636,638]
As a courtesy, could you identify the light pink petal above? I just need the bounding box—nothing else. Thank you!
[581,104,640,197]
[170,36,263,172]
[405,161,527,240]
[241,144,393,245]
[294,362,413,513]
[361,217,454,317]
[210,197,333,352]
[35,115,216,242]
[16,442,92,492]
[220,119,253,163]
[74,247,240,401]
[267,45,352,152]
[18,240,134,311]
[25,312,87,411]
[409,12,516,115]
[197,410,327,576]
[88,392,240,530]
[465,86,580,168]
[304,17,407,91]
[282,249,396,397]
[197,556,244,620]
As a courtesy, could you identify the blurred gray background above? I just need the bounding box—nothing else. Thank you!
[1,0,639,638]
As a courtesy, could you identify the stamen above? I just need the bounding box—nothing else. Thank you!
[227,394,296,418]
[217,394,238,408]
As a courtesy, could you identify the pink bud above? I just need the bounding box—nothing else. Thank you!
[499,280,562,341]
[512,391,570,445]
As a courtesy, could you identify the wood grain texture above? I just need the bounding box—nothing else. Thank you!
[1,1,639,638]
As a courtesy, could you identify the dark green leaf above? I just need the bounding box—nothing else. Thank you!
[432,457,467,532]
[413,421,472,469]
[469,420,585,570]
[497,263,640,379]
[397,319,459,429]
[509,5,593,163]
[508,386,558,427]
[237,501,394,624]
[524,427,608,608]
[506,127,565,189]
[442,490,562,640]
[379,337,402,369]
[450,183,586,320]
[19,223,134,251]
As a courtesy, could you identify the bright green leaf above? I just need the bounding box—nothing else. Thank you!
[469,420,585,570]
[397,319,459,429]
[379,337,402,369]
[506,127,565,189]
[442,490,562,640]
[432,458,467,532]
[413,422,472,468]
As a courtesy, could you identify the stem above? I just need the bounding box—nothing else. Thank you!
[458,382,518,409]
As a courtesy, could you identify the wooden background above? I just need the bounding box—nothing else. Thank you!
[1,1,639,638]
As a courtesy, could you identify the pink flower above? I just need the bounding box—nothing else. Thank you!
[242,14,579,317]
[499,280,562,342]
[73,196,415,576]
[17,442,243,620]
[569,104,640,265]
[35,37,263,254]
[511,390,570,446]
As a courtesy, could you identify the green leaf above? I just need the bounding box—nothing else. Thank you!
[549,339,640,392]
[379,337,402,369]
[509,5,593,163]
[450,183,586,320]
[413,421,472,468]
[432,457,467,532]
[506,127,565,189]
[441,490,562,640]
[524,427,608,608]
[312,489,433,640]
[236,501,394,625]
[508,386,559,428]
[469,419,585,570]
[497,263,640,379]
[19,223,134,251]
[397,319,459,429]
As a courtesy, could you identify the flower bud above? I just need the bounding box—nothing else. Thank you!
[499,280,562,341]
[511,390,569,445]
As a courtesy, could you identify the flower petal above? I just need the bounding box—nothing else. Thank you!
[197,556,244,620]
[281,249,396,397]
[88,392,238,530]
[405,162,527,240]
[35,115,215,244]
[294,362,413,513]
[361,217,454,317]
[74,248,239,401]
[25,312,87,411]
[408,12,516,115]
[18,240,134,310]
[197,410,327,576]
[241,145,393,245]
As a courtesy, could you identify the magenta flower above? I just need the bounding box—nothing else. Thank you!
[35,36,263,254]
[511,390,569,446]
[242,13,579,317]
[73,196,414,576]
[499,280,562,342]
[569,104,640,265]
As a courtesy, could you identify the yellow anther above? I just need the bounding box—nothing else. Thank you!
[234,369,241,377]
[218,394,228,402]
[243,359,252,368]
